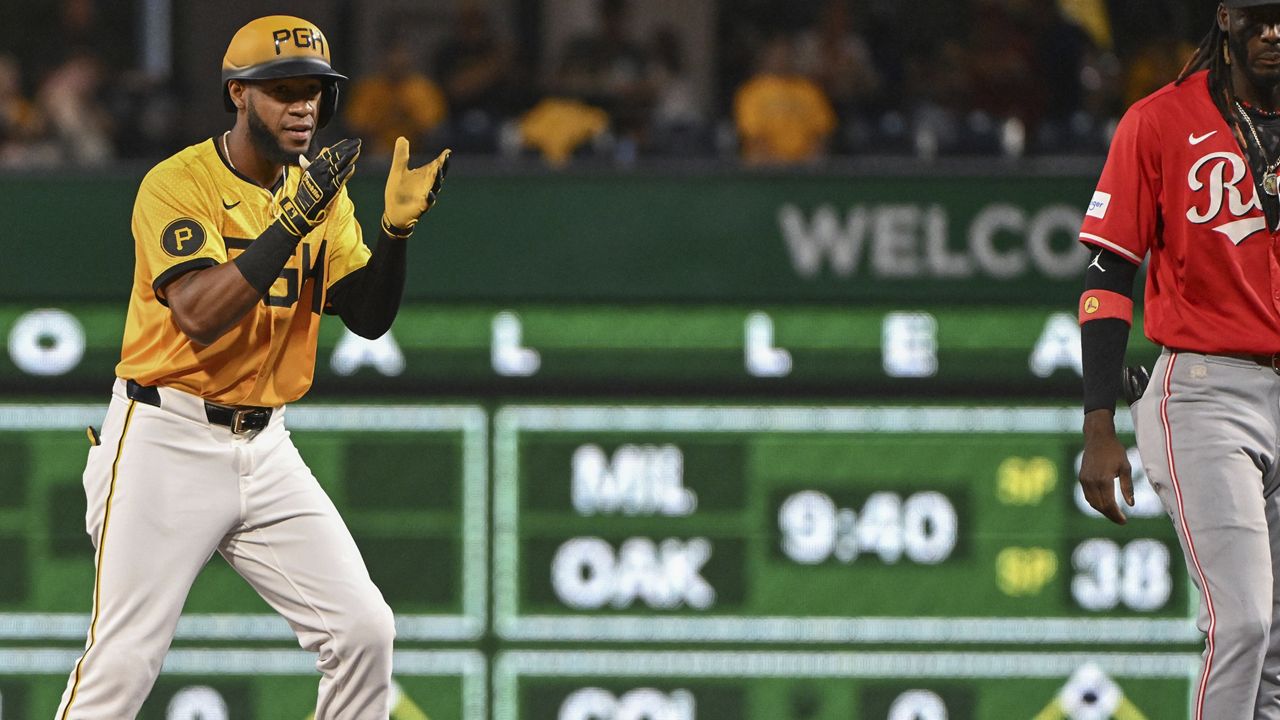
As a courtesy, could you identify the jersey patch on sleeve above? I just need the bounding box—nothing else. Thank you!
[1086,191,1111,219]
[1078,289,1134,326]
[161,218,207,258]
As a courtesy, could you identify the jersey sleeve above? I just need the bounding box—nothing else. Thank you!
[323,188,372,289]
[131,163,227,304]
[1078,105,1160,265]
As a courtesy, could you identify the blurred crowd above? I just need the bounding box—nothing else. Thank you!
[0,0,1200,169]
[0,0,178,169]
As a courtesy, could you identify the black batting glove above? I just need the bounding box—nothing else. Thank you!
[278,138,361,238]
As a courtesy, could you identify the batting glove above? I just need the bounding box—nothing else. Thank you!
[278,138,362,238]
[383,136,450,238]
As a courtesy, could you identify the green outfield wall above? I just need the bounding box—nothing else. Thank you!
[0,171,1100,304]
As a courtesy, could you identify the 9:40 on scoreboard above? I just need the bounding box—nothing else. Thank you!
[492,405,1196,645]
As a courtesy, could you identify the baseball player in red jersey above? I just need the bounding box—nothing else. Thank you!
[55,16,449,719]
[1079,2,1280,717]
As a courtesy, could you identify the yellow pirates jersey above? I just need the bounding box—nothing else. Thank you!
[115,138,371,406]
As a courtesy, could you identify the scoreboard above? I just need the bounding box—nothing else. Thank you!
[0,405,487,642]
[0,299,1202,719]
[0,405,490,718]
[493,406,1191,646]
[0,400,1202,718]
[493,651,1199,720]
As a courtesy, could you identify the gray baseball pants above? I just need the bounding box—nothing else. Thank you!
[1133,349,1280,719]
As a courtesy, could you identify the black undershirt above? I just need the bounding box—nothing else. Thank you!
[1249,109,1280,158]
[1238,103,1280,228]
[325,233,408,339]
[1080,248,1138,413]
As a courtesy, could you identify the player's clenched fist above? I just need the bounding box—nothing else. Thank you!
[382,136,450,238]
[1078,412,1135,525]
[279,138,362,238]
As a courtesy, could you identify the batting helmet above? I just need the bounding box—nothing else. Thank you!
[221,15,347,128]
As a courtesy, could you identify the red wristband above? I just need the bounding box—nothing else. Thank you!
[1078,290,1133,326]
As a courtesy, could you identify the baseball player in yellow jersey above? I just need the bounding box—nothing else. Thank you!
[55,16,449,720]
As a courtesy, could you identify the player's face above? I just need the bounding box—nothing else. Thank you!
[243,77,323,164]
[1226,6,1280,87]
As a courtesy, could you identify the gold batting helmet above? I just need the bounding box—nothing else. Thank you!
[221,15,347,127]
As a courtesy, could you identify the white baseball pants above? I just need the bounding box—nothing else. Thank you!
[56,379,394,719]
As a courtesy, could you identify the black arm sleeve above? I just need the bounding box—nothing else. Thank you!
[1081,248,1140,413]
[324,230,408,339]
[232,220,303,295]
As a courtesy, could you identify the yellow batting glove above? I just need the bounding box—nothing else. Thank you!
[383,136,450,238]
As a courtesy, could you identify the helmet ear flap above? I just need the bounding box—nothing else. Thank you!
[318,81,338,128]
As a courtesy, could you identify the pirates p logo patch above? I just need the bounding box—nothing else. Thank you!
[161,218,206,257]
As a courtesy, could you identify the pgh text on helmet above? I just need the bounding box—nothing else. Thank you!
[221,15,347,128]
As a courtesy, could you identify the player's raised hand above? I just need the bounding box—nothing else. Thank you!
[383,136,450,237]
[279,138,361,238]
[1079,411,1135,525]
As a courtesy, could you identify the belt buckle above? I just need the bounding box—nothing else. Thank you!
[231,409,250,435]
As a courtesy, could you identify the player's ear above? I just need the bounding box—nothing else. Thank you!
[228,80,247,111]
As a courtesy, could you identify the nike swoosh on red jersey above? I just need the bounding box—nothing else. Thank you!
[1189,131,1217,145]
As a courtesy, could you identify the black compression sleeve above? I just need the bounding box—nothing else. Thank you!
[1082,320,1130,413]
[232,220,303,295]
[1081,248,1140,413]
[324,230,407,339]
[1084,247,1139,294]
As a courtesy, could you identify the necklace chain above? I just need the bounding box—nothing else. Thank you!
[1228,101,1280,194]
[220,130,235,169]
[220,130,287,190]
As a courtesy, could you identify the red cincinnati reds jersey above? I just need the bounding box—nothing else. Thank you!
[1080,70,1280,353]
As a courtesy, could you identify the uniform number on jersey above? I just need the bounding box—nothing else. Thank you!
[161,218,207,257]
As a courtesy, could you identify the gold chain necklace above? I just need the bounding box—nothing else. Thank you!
[1236,101,1280,195]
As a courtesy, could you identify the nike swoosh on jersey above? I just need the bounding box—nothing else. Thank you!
[222,199,241,210]
[1189,131,1217,145]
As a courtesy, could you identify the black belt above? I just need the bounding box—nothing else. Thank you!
[125,379,272,434]
[1172,351,1280,374]
[1239,353,1280,376]
[1236,354,1280,374]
